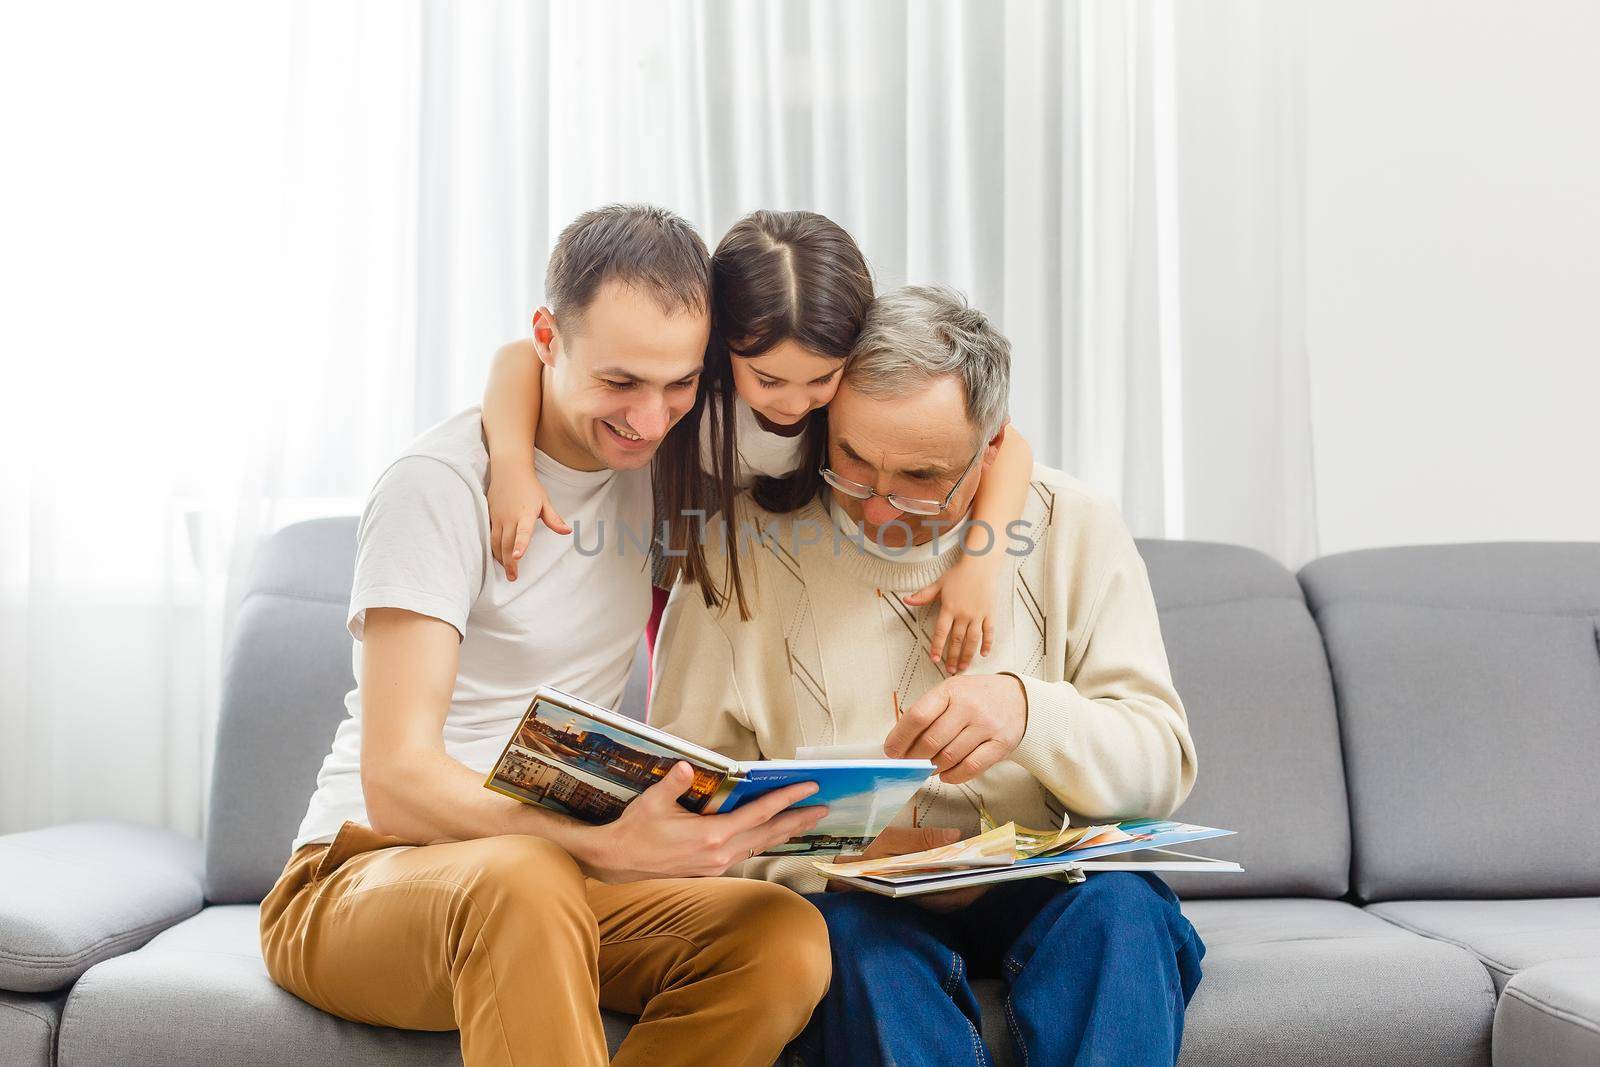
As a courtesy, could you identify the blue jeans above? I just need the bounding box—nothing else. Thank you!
[796,872,1205,1067]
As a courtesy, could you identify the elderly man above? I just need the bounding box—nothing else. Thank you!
[650,284,1205,1067]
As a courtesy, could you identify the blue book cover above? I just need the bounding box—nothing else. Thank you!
[711,761,935,855]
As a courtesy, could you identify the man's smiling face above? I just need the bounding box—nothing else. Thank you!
[825,376,1000,548]
[540,280,711,471]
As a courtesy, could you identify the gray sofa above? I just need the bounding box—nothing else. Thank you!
[3,518,1596,1066]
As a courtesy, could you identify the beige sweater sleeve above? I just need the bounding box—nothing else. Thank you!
[1005,505,1197,822]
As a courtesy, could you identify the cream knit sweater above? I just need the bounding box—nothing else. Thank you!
[650,464,1196,894]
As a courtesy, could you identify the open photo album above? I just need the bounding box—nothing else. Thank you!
[814,819,1243,897]
[484,686,935,856]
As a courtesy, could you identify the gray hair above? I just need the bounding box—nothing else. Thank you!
[844,284,1011,442]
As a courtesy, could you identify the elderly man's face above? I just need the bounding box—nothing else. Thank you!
[826,376,1004,548]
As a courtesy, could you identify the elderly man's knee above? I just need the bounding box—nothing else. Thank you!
[1065,872,1178,940]
[1077,872,1168,910]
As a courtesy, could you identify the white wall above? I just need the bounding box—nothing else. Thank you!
[1175,2,1318,566]
[1305,1,1600,555]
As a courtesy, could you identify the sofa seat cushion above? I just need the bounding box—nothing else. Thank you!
[56,905,633,1066]
[1,989,67,1067]
[1368,898,1600,990]
[1175,899,1495,1067]
[1493,958,1600,1067]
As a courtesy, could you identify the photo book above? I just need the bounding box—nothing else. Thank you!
[815,818,1243,897]
[484,685,935,855]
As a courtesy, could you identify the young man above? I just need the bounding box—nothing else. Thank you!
[651,285,1206,1066]
[261,204,832,1067]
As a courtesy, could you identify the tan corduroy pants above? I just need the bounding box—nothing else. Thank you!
[260,821,830,1067]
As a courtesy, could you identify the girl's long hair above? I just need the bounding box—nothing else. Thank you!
[654,210,873,619]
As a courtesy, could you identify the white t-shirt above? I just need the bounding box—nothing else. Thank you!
[291,407,653,852]
[697,393,809,488]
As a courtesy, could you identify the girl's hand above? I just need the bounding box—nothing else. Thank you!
[487,461,570,580]
[903,553,1004,674]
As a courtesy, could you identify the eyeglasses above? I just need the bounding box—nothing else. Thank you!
[820,445,982,516]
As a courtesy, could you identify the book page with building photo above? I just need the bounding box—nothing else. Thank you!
[487,693,729,820]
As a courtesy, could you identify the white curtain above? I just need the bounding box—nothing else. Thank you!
[0,0,1316,836]
[0,2,293,836]
[409,0,1194,527]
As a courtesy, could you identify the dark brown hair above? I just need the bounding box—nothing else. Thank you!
[544,203,711,327]
[655,210,873,618]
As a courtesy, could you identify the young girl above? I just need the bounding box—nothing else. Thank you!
[481,209,1034,675]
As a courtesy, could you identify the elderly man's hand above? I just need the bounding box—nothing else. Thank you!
[882,674,1028,785]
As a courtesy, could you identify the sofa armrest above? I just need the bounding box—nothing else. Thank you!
[0,821,203,993]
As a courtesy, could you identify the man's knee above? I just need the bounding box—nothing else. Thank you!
[716,882,831,1004]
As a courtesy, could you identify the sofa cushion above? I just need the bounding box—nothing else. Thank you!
[204,518,361,905]
[1493,958,1600,1067]
[1137,541,1352,898]
[1299,543,1600,901]
[1176,898,1494,1066]
[55,905,633,1067]
[1,989,66,1067]
[0,821,203,992]
[1368,898,1600,990]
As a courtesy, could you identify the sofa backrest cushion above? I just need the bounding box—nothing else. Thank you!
[204,518,360,903]
[1299,543,1600,902]
[1137,540,1351,898]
